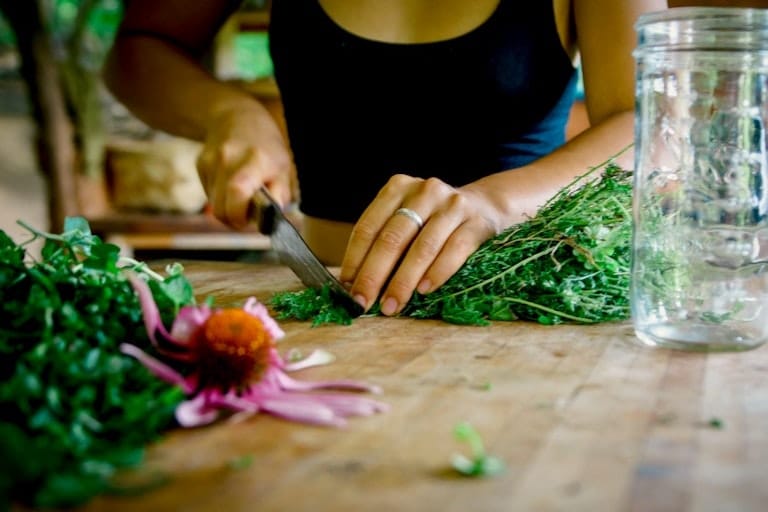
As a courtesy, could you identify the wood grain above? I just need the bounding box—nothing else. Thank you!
[68,260,768,512]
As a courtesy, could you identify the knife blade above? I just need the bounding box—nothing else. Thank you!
[251,187,364,318]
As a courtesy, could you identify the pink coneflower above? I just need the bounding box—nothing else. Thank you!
[120,275,387,428]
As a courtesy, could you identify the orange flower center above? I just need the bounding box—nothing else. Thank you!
[194,309,274,390]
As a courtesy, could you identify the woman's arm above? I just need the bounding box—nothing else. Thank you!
[104,0,244,140]
[340,0,666,315]
[470,0,666,221]
[103,0,294,226]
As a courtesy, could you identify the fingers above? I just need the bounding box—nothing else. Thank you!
[376,207,463,315]
[197,141,293,229]
[345,201,428,311]
[340,174,421,285]
[379,198,488,317]
[196,146,217,195]
[196,103,293,230]
[341,176,496,315]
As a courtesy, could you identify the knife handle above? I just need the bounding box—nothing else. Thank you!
[249,187,278,234]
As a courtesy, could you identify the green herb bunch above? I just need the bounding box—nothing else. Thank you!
[402,161,632,325]
[0,218,194,509]
[272,157,632,326]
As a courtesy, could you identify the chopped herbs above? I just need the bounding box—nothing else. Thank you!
[227,454,255,471]
[271,154,633,325]
[451,422,505,478]
[287,348,304,362]
[707,417,724,430]
[0,218,194,509]
[271,284,357,326]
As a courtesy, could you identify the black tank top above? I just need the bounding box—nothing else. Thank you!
[269,1,577,223]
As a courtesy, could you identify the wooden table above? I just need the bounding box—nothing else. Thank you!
[78,260,768,512]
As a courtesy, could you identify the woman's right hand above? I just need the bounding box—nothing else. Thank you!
[103,0,294,230]
[196,101,294,229]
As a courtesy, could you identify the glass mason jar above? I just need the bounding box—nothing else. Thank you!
[632,7,768,351]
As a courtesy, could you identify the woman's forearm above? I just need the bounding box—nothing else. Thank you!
[465,110,635,230]
[103,35,266,142]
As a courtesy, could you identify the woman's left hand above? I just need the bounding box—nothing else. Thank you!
[339,174,509,316]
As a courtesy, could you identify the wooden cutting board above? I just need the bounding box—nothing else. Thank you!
[65,260,768,512]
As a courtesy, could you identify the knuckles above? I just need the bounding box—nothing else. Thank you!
[421,177,452,198]
[447,232,476,254]
[350,221,379,244]
[385,277,416,303]
[376,226,408,251]
[218,141,248,165]
[386,173,417,189]
[352,272,381,294]
[411,234,442,264]
[226,177,250,198]
[446,191,468,212]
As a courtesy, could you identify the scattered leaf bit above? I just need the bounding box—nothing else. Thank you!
[471,382,493,391]
[655,413,676,425]
[287,348,304,362]
[707,417,724,430]
[451,422,505,478]
[228,455,255,471]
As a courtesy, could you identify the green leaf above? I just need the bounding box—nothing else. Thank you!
[35,472,106,509]
[451,422,505,478]
[227,454,255,470]
[156,273,195,310]
[63,216,92,236]
[451,453,506,478]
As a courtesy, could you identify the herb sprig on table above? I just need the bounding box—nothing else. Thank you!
[451,422,505,478]
[272,156,633,326]
[0,218,194,509]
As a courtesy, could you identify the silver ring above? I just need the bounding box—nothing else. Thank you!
[393,207,424,229]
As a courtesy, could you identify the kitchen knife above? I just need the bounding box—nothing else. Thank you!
[251,187,364,318]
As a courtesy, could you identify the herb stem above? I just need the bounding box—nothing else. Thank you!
[500,297,595,323]
[434,245,558,302]
[119,259,165,281]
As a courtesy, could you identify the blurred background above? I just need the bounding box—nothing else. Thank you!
[0,0,280,259]
[0,0,588,260]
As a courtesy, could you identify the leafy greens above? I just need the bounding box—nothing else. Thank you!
[0,218,194,509]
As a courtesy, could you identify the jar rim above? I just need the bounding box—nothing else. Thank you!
[637,6,768,29]
[636,7,768,52]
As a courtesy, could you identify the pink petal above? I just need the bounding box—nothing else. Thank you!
[244,297,285,341]
[175,393,221,427]
[127,274,169,345]
[283,349,336,372]
[227,409,259,424]
[202,390,264,424]
[119,343,196,394]
[274,369,383,394]
[169,305,211,343]
[208,390,261,414]
[285,392,390,416]
[269,348,287,368]
[128,274,194,357]
[257,394,346,427]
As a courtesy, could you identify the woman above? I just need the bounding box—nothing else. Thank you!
[104,0,664,316]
